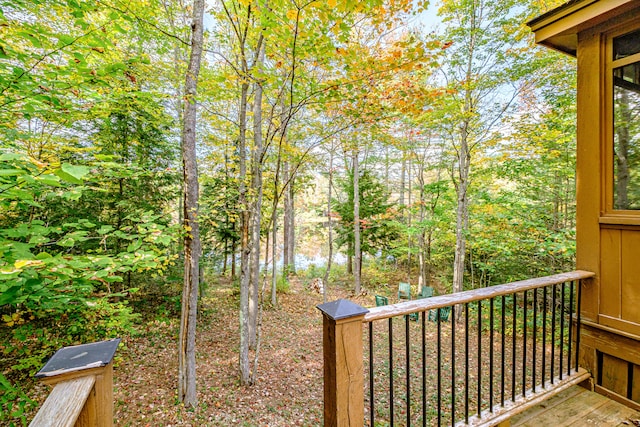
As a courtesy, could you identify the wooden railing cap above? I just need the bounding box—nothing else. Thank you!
[35,338,121,379]
[317,299,369,321]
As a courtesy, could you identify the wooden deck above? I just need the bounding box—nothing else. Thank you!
[510,385,640,426]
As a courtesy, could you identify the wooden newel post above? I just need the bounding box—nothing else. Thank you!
[317,299,369,427]
[30,338,121,427]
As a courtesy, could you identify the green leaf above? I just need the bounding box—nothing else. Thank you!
[0,153,24,161]
[0,169,26,176]
[54,169,82,184]
[36,175,62,186]
[61,163,90,180]
[0,285,21,306]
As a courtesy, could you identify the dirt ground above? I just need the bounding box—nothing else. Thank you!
[111,278,362,426]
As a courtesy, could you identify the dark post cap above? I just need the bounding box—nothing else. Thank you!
[35,338,121,378]
[317,299,369,321]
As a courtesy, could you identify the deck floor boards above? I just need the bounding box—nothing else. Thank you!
[510,386,640,427]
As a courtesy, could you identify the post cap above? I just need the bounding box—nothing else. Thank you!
[317,299,369,321]
[35,338,121,378]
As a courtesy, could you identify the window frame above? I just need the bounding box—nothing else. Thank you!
[601,22,640,224]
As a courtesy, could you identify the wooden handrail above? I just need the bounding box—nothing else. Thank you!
[29,376,96,427]
[364,270,595,322]
[29,339,120,427]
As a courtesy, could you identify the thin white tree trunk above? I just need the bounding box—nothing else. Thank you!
[178,0,204,407]
[353,149,361,294]
[322,144,335,303]
[238,80,251,385]
[249,40,265,352]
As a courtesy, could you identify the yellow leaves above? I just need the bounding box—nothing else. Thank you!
[327,0,337,8]
[286,9,297,20]
[14,259,44,269]
[238,0,251,6]
[2,312,24,327]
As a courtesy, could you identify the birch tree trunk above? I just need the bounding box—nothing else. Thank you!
[322,144,335,303]
[353,149,361,294]
[238,79,251,385]
[451,2,477,298]
[284,176,295,273]
[452,127,470,295]
[282,161,295,275]
[178,0,204,407]
[248,41,265,352]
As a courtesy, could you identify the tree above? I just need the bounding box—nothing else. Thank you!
[177,0,205,407]
[334,169,400,263]
[435,0,534,295]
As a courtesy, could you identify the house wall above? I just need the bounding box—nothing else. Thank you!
[576,9,640,408]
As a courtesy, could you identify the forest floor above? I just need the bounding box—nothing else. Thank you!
[108,276,367,426]
[17,273,574,426]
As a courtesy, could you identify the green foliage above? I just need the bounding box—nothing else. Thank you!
[276,275,290,294]
[0,153,178,311]
[334,170,401,257]
[200,173,240,266]
[0,151,177,406]
[0,372,36,426]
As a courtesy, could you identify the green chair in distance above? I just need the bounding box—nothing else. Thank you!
[398,282,411,300]
[420,286,434,298]
[397,282,418,321]
[375,295,389,307]
[428,306,452,322]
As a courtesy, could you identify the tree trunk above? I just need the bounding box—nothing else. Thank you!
[248,49,264,352]
[416,159,426,288]
[452,4,477,299]
[238,79,251,385]
[406,155,412,280]
[285,176,295,273]
[353,149,361,294]
[322,144,335,303]
[271,209,278,306]
[452,119,470,296]
[283,161,292,273]
[178,0,204,407]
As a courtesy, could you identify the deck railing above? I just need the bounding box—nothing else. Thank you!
[318,270,595,427]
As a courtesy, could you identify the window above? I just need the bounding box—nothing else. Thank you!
[613,30,640,210]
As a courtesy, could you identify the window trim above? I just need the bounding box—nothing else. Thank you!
[603,22,640,221]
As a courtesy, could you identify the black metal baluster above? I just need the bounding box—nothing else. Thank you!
[437,309,443,427]
[559,283,565,381]
[568,281,574,376]
[512,293,517,401]
[370,322,374,426]
[389,317,394,426]
[465,303,470,423]
[501,295,506,406]
[490,298,494,412]
[551,284,557,384]
[451,306,456,427]
[477,300,482,417]
[406,315,411,426]
[576,280,583,373]
[522,290,528,397]
[533,288,538,393]
[542,286,547,388]
[422,311,426,427]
